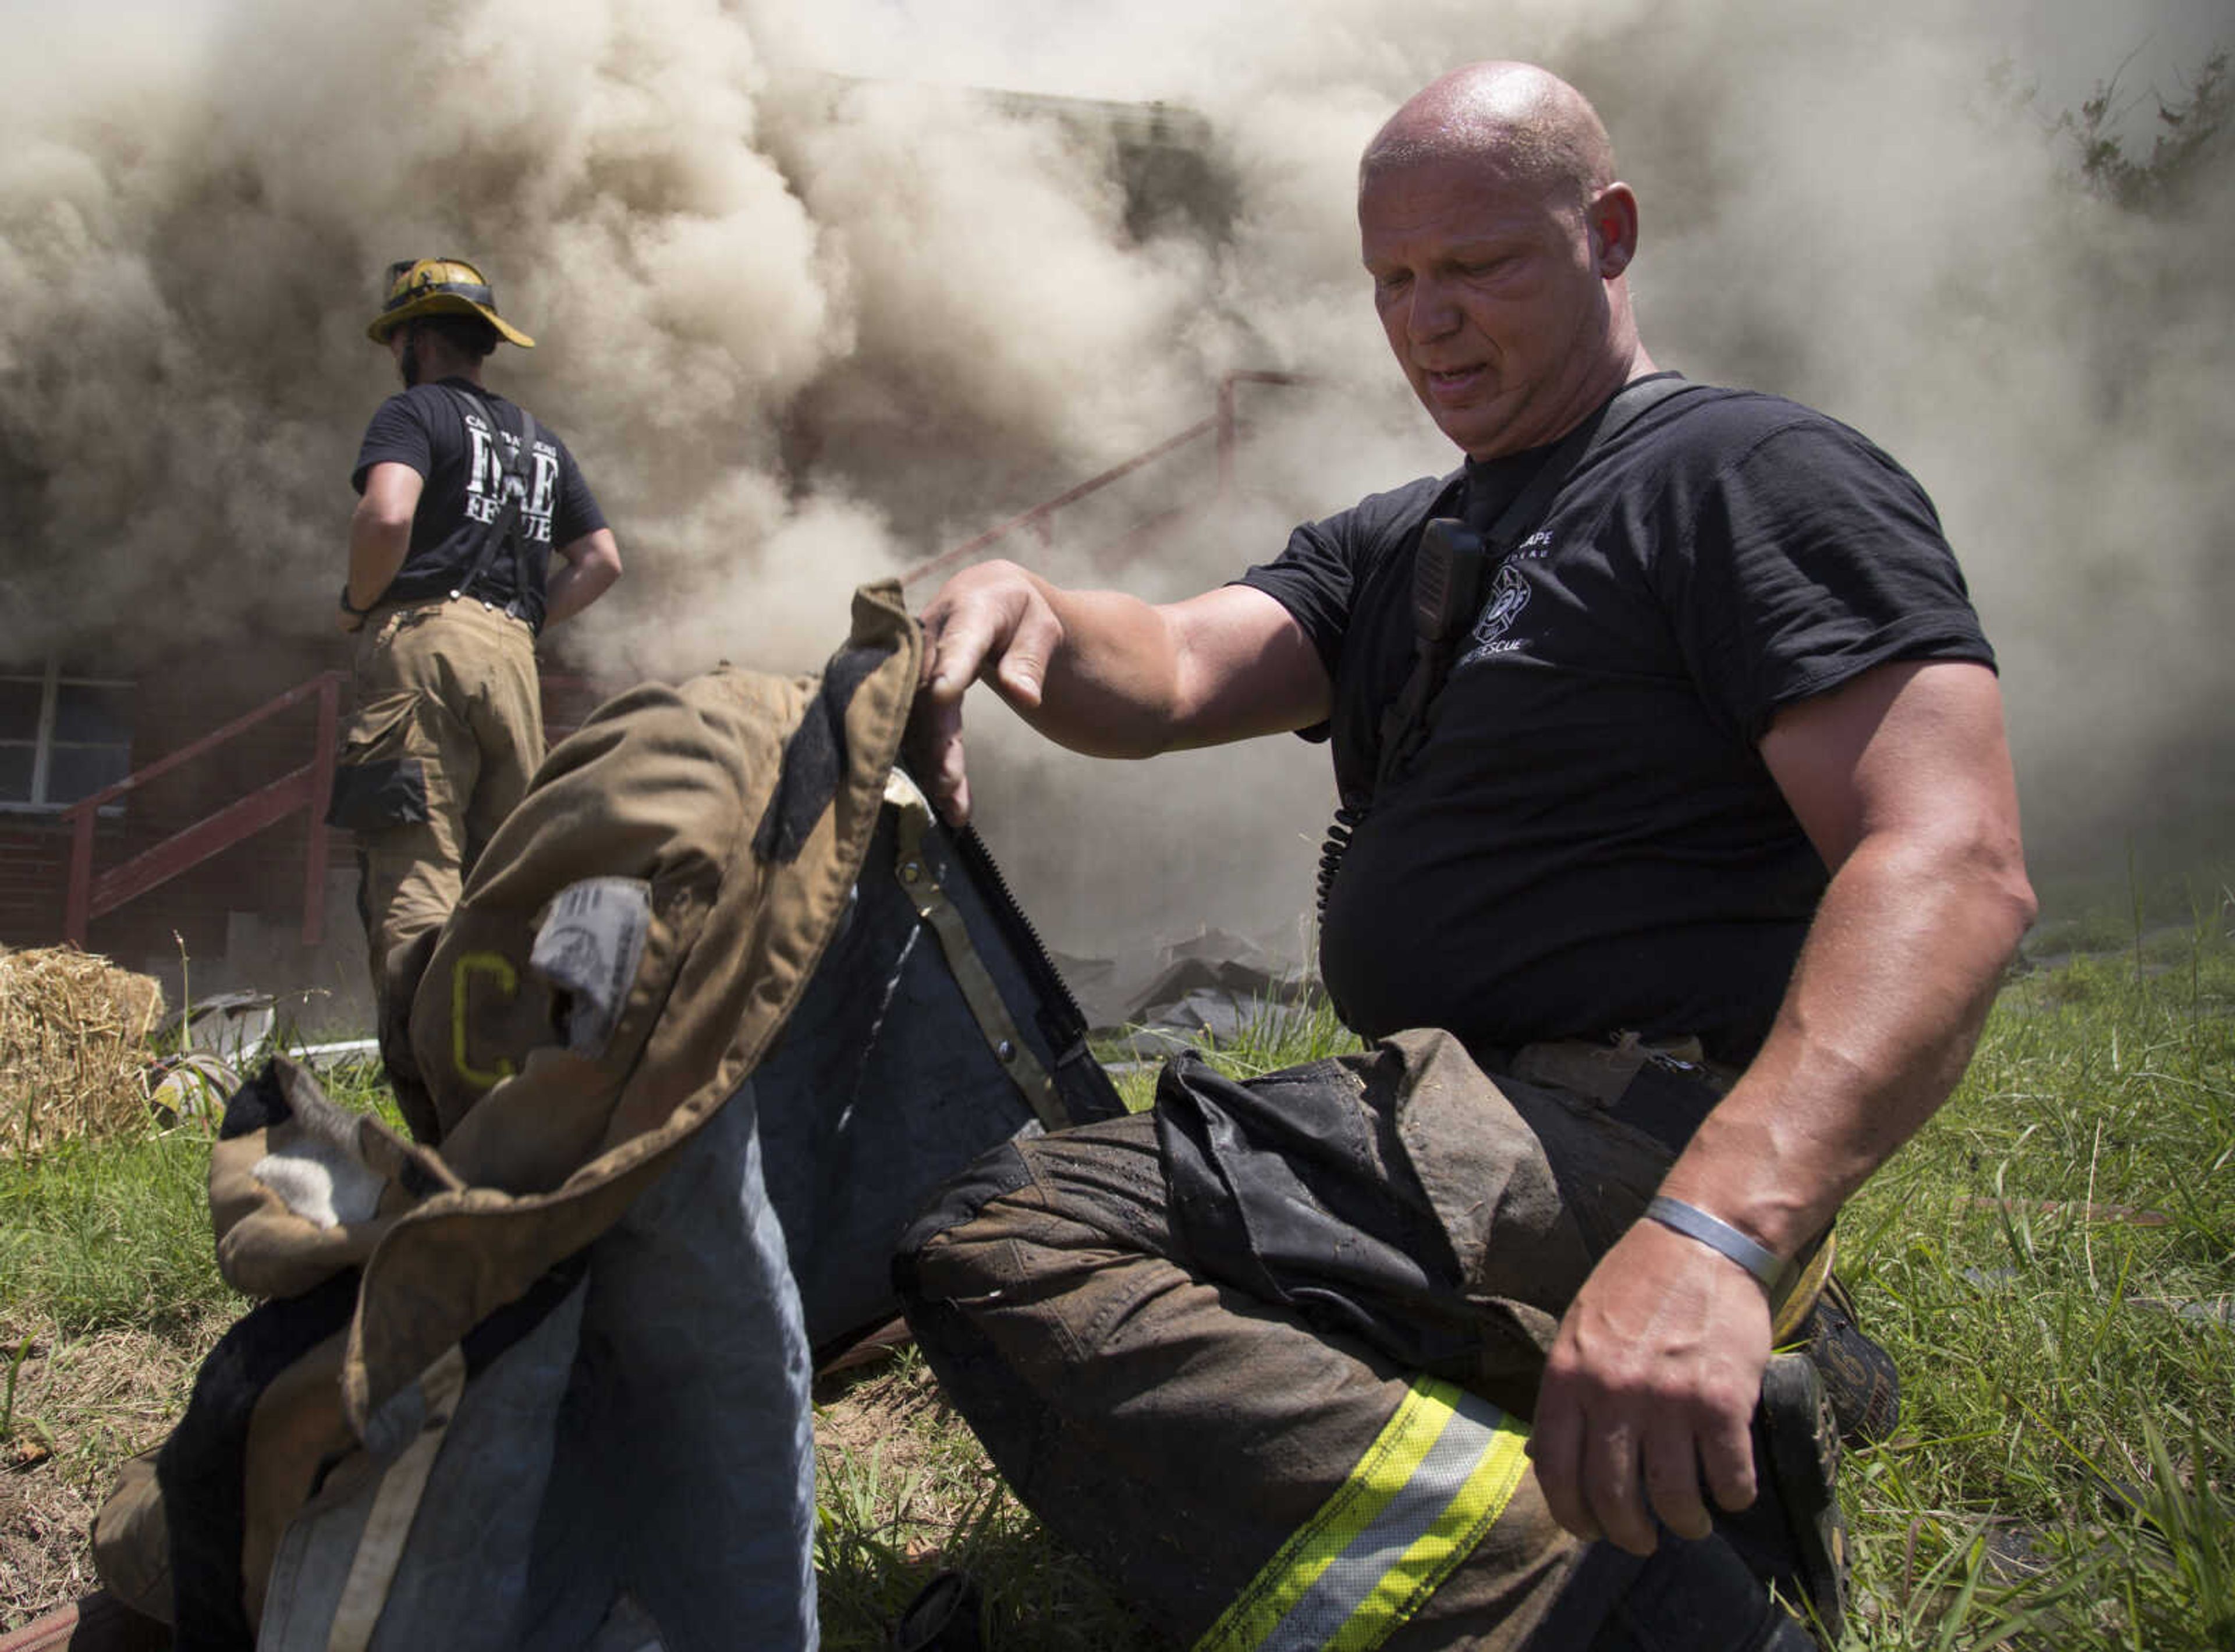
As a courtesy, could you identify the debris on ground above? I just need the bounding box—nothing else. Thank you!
[144,1053,240,1125]
[180,990,276,1065]
[0,948,166,1161]
[1056,926,1324,1059]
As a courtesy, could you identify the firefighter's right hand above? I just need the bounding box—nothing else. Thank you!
[336,599,367,634]
[909,560,1064,827]
[1529,1214,1771,1555]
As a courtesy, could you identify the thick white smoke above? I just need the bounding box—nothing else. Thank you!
[1,0,2226,956]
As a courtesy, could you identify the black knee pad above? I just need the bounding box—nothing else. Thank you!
[891,1137,1034,1299]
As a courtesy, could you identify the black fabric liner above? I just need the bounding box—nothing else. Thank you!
[891,1139,1034,1302]
[757,805,1123,1353]
[1155,1042,1727,1379]
[750,642,889,865]
[325,757,430,832]
[217,1063,295,1141]
[1154,1048,1475,1370]
[161,1270,360,1652]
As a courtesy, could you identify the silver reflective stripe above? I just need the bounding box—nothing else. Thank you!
[1272,1402,1504,1646]
[1195,1376,1531,1652]
[325,1345,469,1652]
[882,769,1067,1130]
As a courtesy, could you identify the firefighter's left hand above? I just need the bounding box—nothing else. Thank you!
[1527,1216,1771,1554]
[337,601,365,634]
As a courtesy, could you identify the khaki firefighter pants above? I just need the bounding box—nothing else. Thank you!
[328,598,544,1025]
[897,1029,1799,1651]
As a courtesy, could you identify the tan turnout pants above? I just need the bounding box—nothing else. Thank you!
[897,1030,1817,1651]
[329,598,543,1024]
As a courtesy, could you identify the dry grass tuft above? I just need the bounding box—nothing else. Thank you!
[815,1355,957,1487]
[0,1464,99,1629]
[0,1312,221,1629]
[0,947,166,1162]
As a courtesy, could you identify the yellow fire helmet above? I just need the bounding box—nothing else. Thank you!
[367,257,535,348]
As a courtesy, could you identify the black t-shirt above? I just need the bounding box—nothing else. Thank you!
[352,379,606,632]
[1239,379,1995,1063]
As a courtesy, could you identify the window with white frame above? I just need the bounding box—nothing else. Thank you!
[0,660,135,811]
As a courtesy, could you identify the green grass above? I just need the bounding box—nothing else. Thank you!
[0,1054,394,1628]
[1832,930,2235,1650]
[2020,856,2234,968]
[1,1056,406,1346]
[821,922,2235,1650]
[813,1350,1176,1650]
[3,944,2230,1646]
[0,1125,240,1341]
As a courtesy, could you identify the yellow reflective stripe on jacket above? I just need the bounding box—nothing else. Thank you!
[1194,1376,1531,1652]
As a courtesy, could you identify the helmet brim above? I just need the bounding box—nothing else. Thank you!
[367,292,535,349]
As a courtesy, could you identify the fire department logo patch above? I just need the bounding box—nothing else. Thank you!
[1471,562,1532,649]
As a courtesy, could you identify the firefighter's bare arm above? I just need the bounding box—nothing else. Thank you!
[340,461,424,629]
[1530,658,2034,1555]
[544,528,623,628]
[910,559,1332,826]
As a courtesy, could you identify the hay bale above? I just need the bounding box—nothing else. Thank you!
[0,946,166,1160]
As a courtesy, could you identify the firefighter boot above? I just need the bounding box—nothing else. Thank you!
[1524,1529,1821,1652]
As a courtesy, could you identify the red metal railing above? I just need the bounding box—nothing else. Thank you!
[898,370,1304,591]
[62,672,343,948]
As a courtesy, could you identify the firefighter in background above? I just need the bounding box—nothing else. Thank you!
[329,257,622,1032]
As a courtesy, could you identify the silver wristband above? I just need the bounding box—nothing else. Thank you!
[1644,1195,1783,1292]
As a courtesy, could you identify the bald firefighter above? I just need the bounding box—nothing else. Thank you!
[329,257,622,1030]
[894,63,2034,1650]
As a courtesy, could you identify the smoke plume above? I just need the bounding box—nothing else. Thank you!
[2,0,2227,955]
